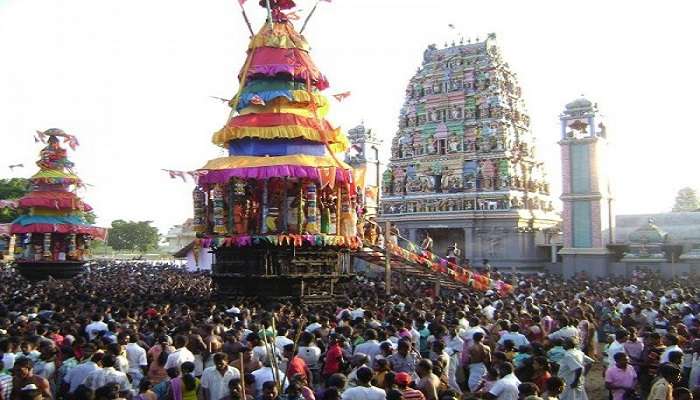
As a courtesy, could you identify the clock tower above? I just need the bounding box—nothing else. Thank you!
[558,97,615,277]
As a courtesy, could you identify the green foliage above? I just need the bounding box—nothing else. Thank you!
[672,187,700,212]
[107,220,160,253]
[83,211,97,224]
[0,178,30,223]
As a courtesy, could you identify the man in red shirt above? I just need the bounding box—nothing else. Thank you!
[322,335,346,380]
[283,344,312,385]
[396,372,425,400]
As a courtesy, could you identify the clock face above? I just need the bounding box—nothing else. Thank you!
[567,119,589,139]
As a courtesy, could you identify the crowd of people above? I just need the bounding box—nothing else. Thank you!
[1,262,700,400]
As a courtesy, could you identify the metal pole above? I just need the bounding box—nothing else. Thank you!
[300,0,321,34]
[384,221,391,295]
[264,0,274,30]
[372,146,381,215]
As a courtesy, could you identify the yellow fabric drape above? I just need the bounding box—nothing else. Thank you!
[238,97,330,118]
[248,22,310,51]
[201,154,352,170]
[212,125,348,153]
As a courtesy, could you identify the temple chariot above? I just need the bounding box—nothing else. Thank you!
[10,129,106,280]
[191,0,360,302]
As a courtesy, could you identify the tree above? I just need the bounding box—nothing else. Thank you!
[672,187,700,212]
[83,211,97,225]
[107,220,160,253]
[0,178,30,223]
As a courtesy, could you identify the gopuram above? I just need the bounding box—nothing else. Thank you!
[380,35,559,269]
[191,0,360,302]
[10,129,106,280]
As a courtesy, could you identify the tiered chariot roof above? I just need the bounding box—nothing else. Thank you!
[198,2,352,188]
[11,129,104,238]
[193,0,359,245]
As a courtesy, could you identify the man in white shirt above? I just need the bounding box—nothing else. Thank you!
[354,329,381,363]
[251,357,287,394]
[124,334,148,388]
[85,314,108,341]
[350,307,366,321]
[661,334,683,364]
[164,335,195,370]
[201,353,241,400]
[482,303,496,321]
[82,354,131,397]
[64,345,100,394]
[246,334,269,365]
[547,317,579,342]
[497,324,530,349]
[487,363,520,400]
[0,338,18,371]
[607,330,628,366]
[274,327,294,353]
[341,367,386,400]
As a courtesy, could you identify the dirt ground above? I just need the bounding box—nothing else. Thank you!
[585,362,609,400]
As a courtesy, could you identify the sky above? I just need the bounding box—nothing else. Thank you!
[1,0,699,234]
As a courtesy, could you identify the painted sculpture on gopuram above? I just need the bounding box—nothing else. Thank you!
[192,0,359,302]
[381,34,559,269]
[10,129,106,280]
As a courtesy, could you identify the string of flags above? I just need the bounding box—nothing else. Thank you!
[35,130,80,150]
[161,169,208,182]
[332,91,351,102]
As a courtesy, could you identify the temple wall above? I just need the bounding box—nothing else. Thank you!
[396,216,551,270]
[609,262,696,279]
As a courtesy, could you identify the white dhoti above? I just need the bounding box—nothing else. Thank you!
[448,353,462,394]
[560,385,588,400]
[468,362,486,392]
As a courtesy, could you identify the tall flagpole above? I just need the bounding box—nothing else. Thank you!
[264,0,274,30]
[239,2,255,37]
[299,0,321,34]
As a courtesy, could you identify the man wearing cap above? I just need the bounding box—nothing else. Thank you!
[395,372,424,400]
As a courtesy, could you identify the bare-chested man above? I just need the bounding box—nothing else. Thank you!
[468,331,491,392]
[204,325,224,354]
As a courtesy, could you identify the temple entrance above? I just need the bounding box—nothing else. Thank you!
[417,228,465,262]
[434,175,443,192]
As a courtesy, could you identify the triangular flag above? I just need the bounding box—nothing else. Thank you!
[285,11,301,20]
[332,91,351,102]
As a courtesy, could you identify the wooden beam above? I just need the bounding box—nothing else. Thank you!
[384,220,391,295]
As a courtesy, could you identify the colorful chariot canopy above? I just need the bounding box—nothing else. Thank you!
[201,3,352,185]
[10,129,105,241]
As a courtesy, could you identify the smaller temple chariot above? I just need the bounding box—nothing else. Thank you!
[10,129,106,280]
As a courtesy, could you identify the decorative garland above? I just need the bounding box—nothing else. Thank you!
[200,233,361,250]
[192,188,206,233]
[386,242,513,295]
